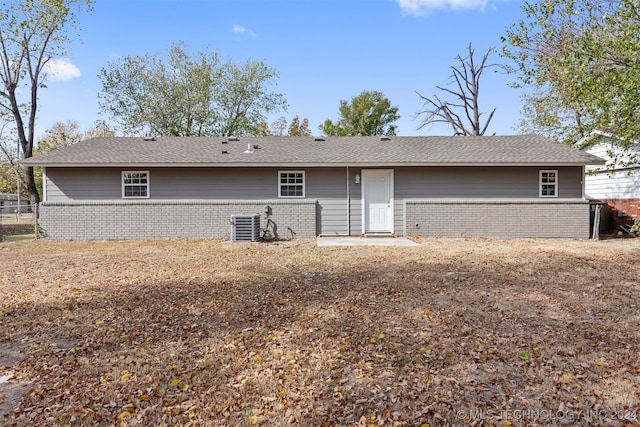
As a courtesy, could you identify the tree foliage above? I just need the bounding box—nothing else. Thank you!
[0,163,19,194]
[31,120,86,197]
[35,120,83,154]
[84,120,115,139]
[287,116,311,136]
[319,91,399,136]
[98,43,287,137]
[502,0,640,151]
[269,116,311,136]
[214,59,288,137]
[415,44,497,136]
[270,116,288,136]
[0,0,93,205]
[1,120,108,196]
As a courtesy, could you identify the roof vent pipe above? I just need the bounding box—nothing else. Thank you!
[244,143,254,154]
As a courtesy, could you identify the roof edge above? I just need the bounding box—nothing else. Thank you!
[25,161,605,168]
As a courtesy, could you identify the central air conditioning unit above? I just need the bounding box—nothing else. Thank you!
[231,214,260,242]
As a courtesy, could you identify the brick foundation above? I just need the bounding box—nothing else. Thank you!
[405,199,591,239]
[596,198,640,230]
[38,200,317,240]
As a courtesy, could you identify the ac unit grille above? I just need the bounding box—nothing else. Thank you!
[231,214,260,242]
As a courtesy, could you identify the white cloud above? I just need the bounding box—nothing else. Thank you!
[44,58,81,82]
[232,24,257,38]
[397,0,489,15]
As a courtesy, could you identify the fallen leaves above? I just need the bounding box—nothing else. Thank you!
[0,238,639,425]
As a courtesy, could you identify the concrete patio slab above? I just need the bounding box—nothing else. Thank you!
[317,236,420,247]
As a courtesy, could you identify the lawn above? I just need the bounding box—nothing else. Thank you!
[0,218,35,242]
[1,237,639,426]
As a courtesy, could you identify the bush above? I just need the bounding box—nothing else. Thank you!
[631,217,640,234]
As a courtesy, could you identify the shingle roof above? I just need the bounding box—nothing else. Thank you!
[21,135,605,167]
[0,193,20,201]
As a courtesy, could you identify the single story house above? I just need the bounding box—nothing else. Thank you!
[0,193,29,214]
[581,131,640,230]
[21,135,604,240]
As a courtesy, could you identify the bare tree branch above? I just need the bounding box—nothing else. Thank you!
[414,43,498,136]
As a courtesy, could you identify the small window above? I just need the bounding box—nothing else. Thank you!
[539,170,557,197]
[278,171,305,198]
[122,171,149,198]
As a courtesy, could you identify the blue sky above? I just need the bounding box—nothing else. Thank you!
[39,0,526,138]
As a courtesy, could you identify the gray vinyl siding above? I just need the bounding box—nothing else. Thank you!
[42,165,587,239]
[45,166,358,236]
[309,168,349,236]
[46,168,280,200]
[45,166,584,201]
[46,168,121,200]
[393,166,583,199]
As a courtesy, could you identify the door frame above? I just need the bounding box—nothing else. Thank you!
[361,169,394,234]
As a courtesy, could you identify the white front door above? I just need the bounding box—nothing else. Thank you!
[362,169,394,233]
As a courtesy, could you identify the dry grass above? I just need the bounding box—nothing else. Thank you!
[0,215,35,242]
[1,237,639,426]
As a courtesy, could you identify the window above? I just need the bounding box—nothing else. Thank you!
[539,170,557,197]
[278,171,305,198]
[122,171,149,198]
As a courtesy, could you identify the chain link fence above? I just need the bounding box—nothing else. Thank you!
[0,204,37,241]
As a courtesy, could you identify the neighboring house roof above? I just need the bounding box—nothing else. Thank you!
[22,135,605,167]
[579,130,639,171]
[0,193,20,202]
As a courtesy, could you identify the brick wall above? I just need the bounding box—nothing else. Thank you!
[405,199,591,239]
[597,198,640,230]
[38,200,317,240]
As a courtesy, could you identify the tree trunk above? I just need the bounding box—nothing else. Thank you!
[24,165,40,206]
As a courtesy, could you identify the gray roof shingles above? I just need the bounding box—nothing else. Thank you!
[21,135,605,167]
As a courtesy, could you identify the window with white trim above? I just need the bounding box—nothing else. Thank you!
[122,171,149,198]
[278,171,305,198]
[539,170,557,197]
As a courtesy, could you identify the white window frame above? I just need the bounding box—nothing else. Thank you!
[539,170,558,197]
[278,170,305,198]
[122,171,150,198]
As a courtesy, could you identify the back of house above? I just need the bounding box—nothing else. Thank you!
[22,135,604,240]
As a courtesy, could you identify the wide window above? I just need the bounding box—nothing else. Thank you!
[539,170,557,197]
[278,171,305,198]
[122,171,149,198]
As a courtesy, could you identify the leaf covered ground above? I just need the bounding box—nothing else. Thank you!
[0,237,639,426]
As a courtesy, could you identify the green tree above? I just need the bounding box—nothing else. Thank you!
[415,44,497,136]
[214,59,288,136]
[502,0,640,152]
[0,163,18,194]
[320,91,399,136]
[0,0,93,205]
[288,116,311,136]
[35,120,83,154]
[84,120,115,138]
[32,120,84,196]
[99,43,287,137]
